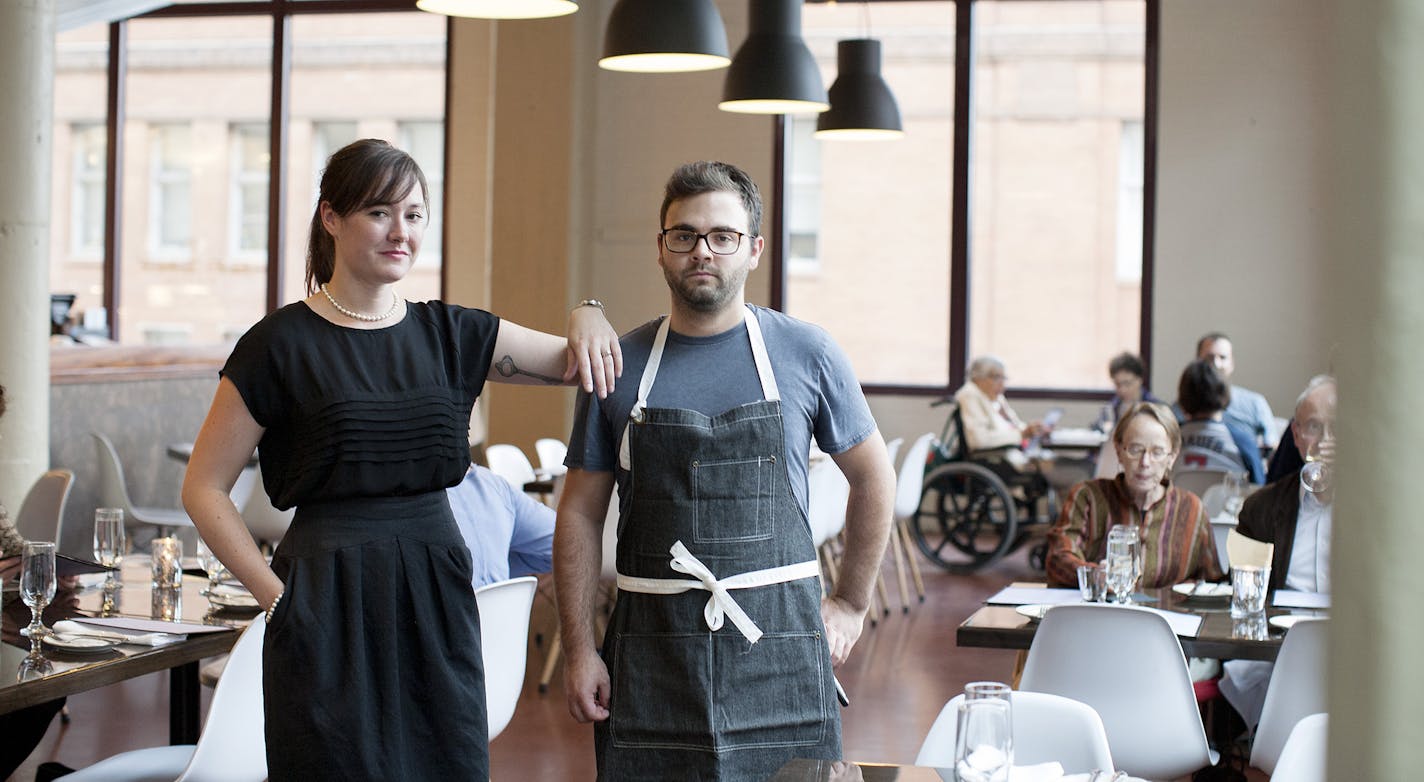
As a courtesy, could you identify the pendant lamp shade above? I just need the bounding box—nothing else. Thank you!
[600,0,730,73]
[415,0,577,20]
[719,0,828,115]
[815,38,904,140]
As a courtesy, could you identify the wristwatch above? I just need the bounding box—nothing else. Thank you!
[577,299,605,311]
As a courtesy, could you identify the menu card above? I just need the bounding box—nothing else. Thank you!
[985,586,1083,606]
[1272,590,1330,609]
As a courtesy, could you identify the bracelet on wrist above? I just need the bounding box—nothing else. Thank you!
[265,590,285,624]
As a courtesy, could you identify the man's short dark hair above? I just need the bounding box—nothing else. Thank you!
[660,161,763,238]
[1108,352,1146,380]
[1195,331,1230,356]
[1177,358,1231,416]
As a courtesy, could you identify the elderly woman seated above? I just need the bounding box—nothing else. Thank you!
[1175,358,1265,484]
[953,355,1047,454]
[1046,401,1224,590]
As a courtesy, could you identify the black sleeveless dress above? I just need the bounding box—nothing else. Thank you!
[222,301,498,781]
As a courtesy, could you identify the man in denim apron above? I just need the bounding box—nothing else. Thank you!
[555,161,895,780]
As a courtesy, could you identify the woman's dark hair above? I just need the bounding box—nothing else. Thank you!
[305,139,429,295]
[1107,352,1146,380]
[1177,358,1231,417]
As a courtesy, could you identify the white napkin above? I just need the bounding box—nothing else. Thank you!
[53,619,187,647]
[1009,761,1065,781]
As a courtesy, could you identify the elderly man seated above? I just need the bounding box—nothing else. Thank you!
[1219,375,1336,730]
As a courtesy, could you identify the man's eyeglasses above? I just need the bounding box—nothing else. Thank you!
[661,229,745,255]
[1120,444,1173,462]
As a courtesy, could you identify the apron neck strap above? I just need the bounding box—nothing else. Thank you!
[633,305,779,415]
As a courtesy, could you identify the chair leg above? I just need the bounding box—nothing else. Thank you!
[888,521,912,613]
[875,565,892,617]
[538,626,562,694]
[898,520,926,602]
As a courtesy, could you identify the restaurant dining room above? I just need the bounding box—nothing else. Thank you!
[0,0,1420,780]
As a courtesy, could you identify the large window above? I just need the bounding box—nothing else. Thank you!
[784,0,1151,394]
[48,4,447,346]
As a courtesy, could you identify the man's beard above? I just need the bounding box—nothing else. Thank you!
[664,263,749,313]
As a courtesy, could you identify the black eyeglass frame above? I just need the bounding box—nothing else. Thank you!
[659,228,747,255]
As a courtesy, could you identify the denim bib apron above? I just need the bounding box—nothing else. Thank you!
[594,307,841,781]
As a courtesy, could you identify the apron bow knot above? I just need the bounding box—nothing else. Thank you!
[668,541,764,644]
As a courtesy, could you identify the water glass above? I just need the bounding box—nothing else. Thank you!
[1230,565,1269,617]
[20,541,57,638]
[93,508,127,586]
[955,698,1013,782]
[1076,563,1106,602]
[151,536,184,590]
[1106,525,1141,604]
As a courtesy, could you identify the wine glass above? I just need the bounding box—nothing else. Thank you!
[1300,423,1333,493]
[20,541,57,638]
[196,536,226,596]
[93,507,127,587]
[1221,472,1245,518]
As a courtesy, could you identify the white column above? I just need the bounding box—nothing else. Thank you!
[0,0,55,510]
[1328,0,1424,778]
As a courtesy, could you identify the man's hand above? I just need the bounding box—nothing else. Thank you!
[821,595,867,667]
[564,647,612,723]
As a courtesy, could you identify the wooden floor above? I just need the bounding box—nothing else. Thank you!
[9,546,1265,781]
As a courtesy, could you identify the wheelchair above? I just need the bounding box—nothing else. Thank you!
[907,397,1056,574]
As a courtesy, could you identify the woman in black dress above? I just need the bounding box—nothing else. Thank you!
[181,139,620,780]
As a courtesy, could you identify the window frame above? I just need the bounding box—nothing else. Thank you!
[774,0,1160,400]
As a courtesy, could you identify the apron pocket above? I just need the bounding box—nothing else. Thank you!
[609,632,714,751]
[714,632,828,750]
[693,456,775,543]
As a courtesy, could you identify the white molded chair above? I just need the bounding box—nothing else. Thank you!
[1250,618,1329,775]
[915,690,1115,775]
[1171,468,1232,499]
[892,433,936,603]
[238,465,294,550]
[533,437,568,477]
[1269,712,1327,782]
[486,443,538,490]
[93,432,194,533]
[16,469,75,543]
[807,457,850,592]
[475,575,538,740]
[881,438,914,612]
[60,619,267,781]
[1018,604,1216,780]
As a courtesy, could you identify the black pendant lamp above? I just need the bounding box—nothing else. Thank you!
[719,0,828,115]
[815,38,904,140]
[600,0,730,73]
[415,0,577,19]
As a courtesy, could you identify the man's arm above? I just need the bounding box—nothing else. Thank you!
[506,484,556,577]
[821,431,896,666]
[553,468,616,722]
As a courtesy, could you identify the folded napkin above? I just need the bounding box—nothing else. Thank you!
[53,619,186,647]
[1226,529,1273,570]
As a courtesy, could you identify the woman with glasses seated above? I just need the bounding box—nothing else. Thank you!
[1045,401,1224,589]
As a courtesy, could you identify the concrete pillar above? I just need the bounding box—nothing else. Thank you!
[0,0,55,512]
[1328,0,1424,778]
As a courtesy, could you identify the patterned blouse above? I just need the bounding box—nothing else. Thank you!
[0,505,25,558]
[1046,476,1224,589]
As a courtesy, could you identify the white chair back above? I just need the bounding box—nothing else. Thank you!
[1251,618,1329,774]
[534,437,568,476]
[806,458,849,548]
[884,437,904,478]
[17,469,74,543]
[175,620,269,781]
[1269,712,1328,782]
[240,465,295,547]
[475,575,538,740]
[1171,468,1232,499]
[893,433,936,522]
[92,431,193,530]
[1019,604,1214,780]
[915,690,1114,774]
[1092,439,1121,480]
[486,444,538,489]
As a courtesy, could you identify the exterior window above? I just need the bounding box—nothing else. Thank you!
[230,123,270,261]
[148,123,192,260]
[786,116,821,276]
[400,120,444,264]
[71,123,106,259]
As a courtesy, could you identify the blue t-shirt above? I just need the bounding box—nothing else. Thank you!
[567,306,876,518]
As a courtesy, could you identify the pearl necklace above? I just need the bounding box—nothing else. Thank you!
[320,283,400,323]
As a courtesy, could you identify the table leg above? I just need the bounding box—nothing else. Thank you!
[170,661,201,744]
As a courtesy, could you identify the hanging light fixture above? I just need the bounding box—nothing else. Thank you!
[815,38,904,140]
[600,0,730,73]
[415,0,577,20]
[719,0,828,115]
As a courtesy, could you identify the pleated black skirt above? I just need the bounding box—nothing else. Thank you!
[262,492,488,781]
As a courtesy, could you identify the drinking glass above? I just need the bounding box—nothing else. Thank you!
[1221,473,1245,518]
[1076,564,1105,602]
[196,536,226,596]
[1300,424,1333,494]
[1106,525,1141,604]
[20,541,57,638]
[954,698,1013,782]
[1230,565,1270,617]
[150,536,183,590]
[93,507,127,587]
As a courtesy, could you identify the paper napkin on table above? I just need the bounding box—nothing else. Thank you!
[1226,529,1273,570]
[53,620,187,647]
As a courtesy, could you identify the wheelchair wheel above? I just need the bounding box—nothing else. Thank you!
[910,462,1019,573]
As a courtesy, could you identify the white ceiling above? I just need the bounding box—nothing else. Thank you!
[56,0,171,32]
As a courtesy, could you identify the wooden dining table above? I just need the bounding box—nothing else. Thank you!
[1,559,249,744]
[956,582,1326,662]
[769,758,951,781]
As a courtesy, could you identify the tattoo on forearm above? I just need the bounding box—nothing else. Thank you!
[495,355,561,384]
